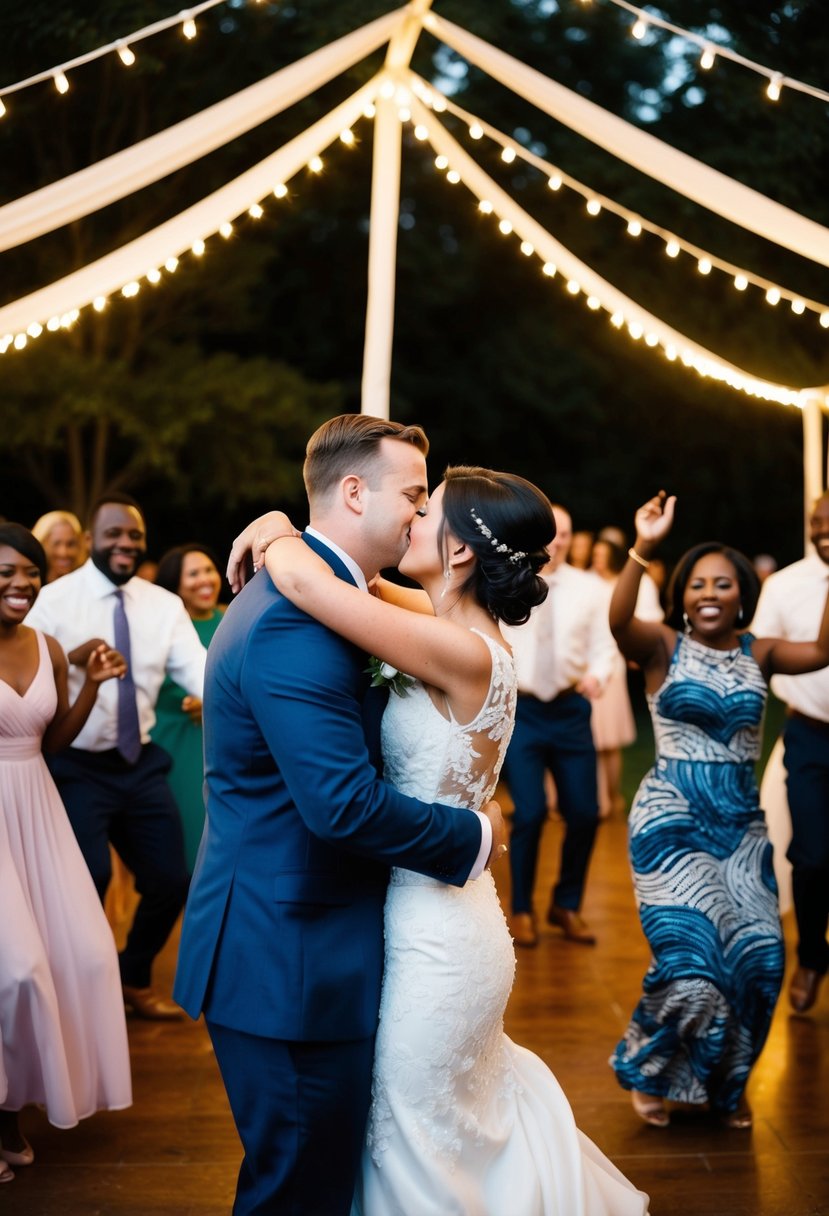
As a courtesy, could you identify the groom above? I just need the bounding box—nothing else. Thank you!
[174,414,504,1216]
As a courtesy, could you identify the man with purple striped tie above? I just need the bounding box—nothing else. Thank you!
[26,494,207,1019]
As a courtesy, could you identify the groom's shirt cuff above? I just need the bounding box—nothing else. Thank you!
[469,813,492,880]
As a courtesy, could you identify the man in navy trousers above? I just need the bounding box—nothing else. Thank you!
[174,415,504,1215]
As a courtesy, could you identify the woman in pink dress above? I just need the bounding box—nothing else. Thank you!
[0,523,132,1183]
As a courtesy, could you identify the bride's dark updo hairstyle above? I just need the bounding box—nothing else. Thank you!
[439,466,554,626]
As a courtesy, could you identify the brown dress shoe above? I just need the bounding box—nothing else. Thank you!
[547,904,596,945]
[508,913,538,948]
[122,986,183,1020]
[789,966,824,1013]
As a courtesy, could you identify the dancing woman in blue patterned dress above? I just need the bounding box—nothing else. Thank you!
[608,492,829,1130]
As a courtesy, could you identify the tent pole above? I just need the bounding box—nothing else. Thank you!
[361,0,433,418]
[802,390,828,552]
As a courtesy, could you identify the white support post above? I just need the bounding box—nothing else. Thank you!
[361,0,433,417]
[802,391,828,552]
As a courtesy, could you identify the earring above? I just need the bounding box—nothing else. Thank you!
[737,605,744,625]
[439,566,451,601]
[683,611,692,635]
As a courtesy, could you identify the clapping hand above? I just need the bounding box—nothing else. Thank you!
[86,643,127,684]
[634,491,677,552]
[181,695,203,725]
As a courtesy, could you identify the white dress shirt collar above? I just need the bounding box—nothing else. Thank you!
[305,527,368,593]
[81,557,134,600]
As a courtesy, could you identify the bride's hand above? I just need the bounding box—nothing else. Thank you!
[226,511,301,593]
[633,491,676,553]
[482,798,508,867]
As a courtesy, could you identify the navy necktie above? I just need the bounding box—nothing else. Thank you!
[113,589,142,764]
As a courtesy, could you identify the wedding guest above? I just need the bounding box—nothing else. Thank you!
[25,495,207,1020]
[152,545,224,872]
[753,553,778,584]
[752,491,829,1013]
[31,510,85,582]
[0,524,131,1182]
[501,503,616,947]
[568,529,594,570]
[609,491,829,1129]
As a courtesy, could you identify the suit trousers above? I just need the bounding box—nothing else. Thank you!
[783,715,829,974]
[46,743,190,987]
[207,1019,375,1216]
[503,691,599,914]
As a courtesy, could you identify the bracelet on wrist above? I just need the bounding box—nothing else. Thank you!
[628,547,651,569]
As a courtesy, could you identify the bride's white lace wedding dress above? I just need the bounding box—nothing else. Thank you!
[352,631,649,1216]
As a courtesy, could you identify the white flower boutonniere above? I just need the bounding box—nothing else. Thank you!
[366,656,416,697]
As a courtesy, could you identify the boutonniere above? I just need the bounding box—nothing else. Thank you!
[365,656,416,697]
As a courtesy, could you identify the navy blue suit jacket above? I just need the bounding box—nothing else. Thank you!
[174,535,482,1041]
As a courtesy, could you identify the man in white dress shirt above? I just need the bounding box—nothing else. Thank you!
[27,494,207,1018]
[502,504,616,946]
[752,490,829,1013]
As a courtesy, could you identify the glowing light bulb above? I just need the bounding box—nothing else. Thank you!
[273,183,288,199]
[566,279,580,295]
[469,123,483,140]
[249,203,264,219]
[414,124,428,141]
[432,96,447,113]
[520,241,534,256]
[362,102,376,119]
[587,296,601,310]
[165,257,179,273]
[645,332,659,347]
[498,219,513,235]
[54,71,69,94]
[14,334,27,350]
[767,73,782,101]
[699,45,715,70]
[665,240,681,258]
[340,128,355,145]
[0,98,6,118]
[628,321,644,339]
[118,44,136,66]
[191,239,205,257]
[501,147,516,164]
[791,298,805,315]
[308,156,323,173]
[610,312,624,327]
[542,262,557,277]
[627,219,642,236]
[146,268,162,283]
[734,274,748,291]
[434,155,449,170]
[478,200,493,214]
[820,311,829,329]
[397,107,411,122]
[27,322,43,338]
[93,296,106,311]
[446,169,460,184]
[122,281,140,297]
[47,316,61,331]
[219,222,233,238]
[182,16,197,39]
[665,345,677,361]
[586,198,601,216]
[765,286,781,305]
[631,18,647,39]
[697,258,712,275]
[547,174,562,191]
[379,80,395,100]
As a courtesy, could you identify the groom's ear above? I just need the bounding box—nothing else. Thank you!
[340,474,365,514]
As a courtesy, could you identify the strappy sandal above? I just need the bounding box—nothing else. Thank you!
[631,1089,670,1128]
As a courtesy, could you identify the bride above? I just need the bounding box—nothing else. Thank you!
[243,465,649,1216]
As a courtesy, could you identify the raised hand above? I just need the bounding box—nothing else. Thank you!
[86,643,127,684]
[226,511,301,593]
[634,491,677,552]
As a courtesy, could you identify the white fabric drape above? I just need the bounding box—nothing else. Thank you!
[426,13,829,271]
[408,92,802,406]
[0,81,379,337]
[0,9,404,254]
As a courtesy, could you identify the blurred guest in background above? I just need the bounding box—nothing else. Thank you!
[753,554,778,584]
[152,545,224,873]
[567,529,594,571]
[31,511,85,583]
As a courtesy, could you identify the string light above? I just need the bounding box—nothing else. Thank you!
[117,44,136,67]
[501,147,516,164]
[182,15,198,40]
[0,98,6,119]
[54,72,69,95]
[469,123,483,139]
[631,18,648,40]
[272,183,288,198]
[699,45,715,71]
[765,286,781,305]
[339,128,355,145]
[408,77,829,328]
[446,169,461,183]
[413,124,429,140]
[767,73,782,102]
[308,155,323,173]
[146,268,162,283]
[248,202,263,218]
[191,239,206,256]
[219,221,233,238]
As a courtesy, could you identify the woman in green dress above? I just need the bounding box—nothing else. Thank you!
[152,546,223,873]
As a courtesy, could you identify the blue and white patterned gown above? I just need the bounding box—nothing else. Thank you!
[611,632,784,1114]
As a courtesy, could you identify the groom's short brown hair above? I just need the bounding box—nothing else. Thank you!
[304,414,429,505]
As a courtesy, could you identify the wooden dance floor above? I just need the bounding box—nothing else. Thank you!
[6,815,828,1215]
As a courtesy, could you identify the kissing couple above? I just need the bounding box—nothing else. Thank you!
[174,414,649,1215]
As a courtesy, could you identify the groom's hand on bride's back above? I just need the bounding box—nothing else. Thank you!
[483,799,508,868]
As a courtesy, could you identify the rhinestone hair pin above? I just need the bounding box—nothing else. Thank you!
[469,508,527,563]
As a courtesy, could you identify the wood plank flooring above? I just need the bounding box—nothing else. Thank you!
[4,815,827,1216]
